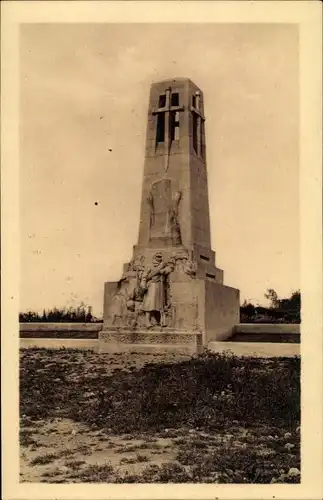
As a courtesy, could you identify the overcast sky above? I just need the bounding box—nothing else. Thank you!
[20,23,299,316]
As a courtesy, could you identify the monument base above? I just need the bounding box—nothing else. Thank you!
[98,329,203,355]
[198,280,240,343]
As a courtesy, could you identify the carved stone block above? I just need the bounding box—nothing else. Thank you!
[98,329,203,355]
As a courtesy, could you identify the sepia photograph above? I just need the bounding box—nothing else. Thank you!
[1,1,322,498]
[18,20,301,484]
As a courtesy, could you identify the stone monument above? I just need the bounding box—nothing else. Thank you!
[99,78,240,354]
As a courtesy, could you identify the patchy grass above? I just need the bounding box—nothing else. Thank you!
[20,429,37,447]
[20,348,300,483]
[30,453,59,466]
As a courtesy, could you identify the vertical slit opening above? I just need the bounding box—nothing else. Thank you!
[156,114,165,144]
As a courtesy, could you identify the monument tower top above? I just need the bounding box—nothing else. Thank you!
[135,77,223,282]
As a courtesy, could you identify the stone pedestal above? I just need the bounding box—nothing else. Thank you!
[98,329,202,355]
[101,253,240,353]
[197,280,240,343]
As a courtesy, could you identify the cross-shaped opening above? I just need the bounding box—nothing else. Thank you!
[156,113,165,143]
[159,94,166,108]
[154,91,184,150]
[200,119,205,159]
[171,93,179,107]
[170,111,180,141]
[191,91,205,157]
[192,113,198,154]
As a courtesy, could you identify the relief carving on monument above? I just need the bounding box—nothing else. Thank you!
[183,257,197,278]
[109,256,145,327]
[147,179,182,245]
[140,252,174,328]
[109,250,197,330]
[170,250,197,278]
[146,191,154,233]
[169,190,182,245]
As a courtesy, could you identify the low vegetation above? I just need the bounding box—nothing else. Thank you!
[240,289,301,324]
[20,349,300,483]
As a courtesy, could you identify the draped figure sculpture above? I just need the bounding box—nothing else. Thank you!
[140,252,174,328]
[147,179,182,246]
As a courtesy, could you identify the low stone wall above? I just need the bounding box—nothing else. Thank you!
[230,323,300,343]
[19,322,301,345]
[235,324,300,333]
[19,323,103,339]
[20,338,300,357]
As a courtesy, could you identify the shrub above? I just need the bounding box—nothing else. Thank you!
[20,350,300,434]
[19,305,102,323]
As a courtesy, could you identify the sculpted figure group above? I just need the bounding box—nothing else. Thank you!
[109,251,197,329]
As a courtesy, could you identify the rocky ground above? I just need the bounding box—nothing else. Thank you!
[20,348,301,483]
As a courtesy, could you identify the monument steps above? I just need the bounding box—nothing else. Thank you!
[208,341,300,358]
[98,329,203,355]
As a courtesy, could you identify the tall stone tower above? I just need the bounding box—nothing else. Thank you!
[133,78,223,282]
[101,78,240,354]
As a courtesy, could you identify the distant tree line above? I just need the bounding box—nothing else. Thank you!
[19,289,301,324]
[240,289,301,324]
[19,304,103,323]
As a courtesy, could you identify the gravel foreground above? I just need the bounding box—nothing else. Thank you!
[20,348,300,483]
